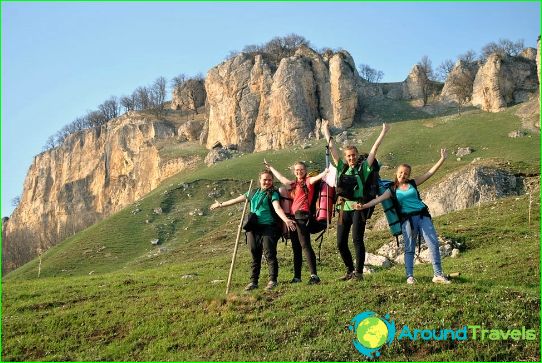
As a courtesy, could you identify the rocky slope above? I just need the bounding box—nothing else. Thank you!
[3,112,199,272]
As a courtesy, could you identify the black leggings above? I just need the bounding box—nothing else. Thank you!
[336,210,367,274]
[290,218,317,278]
[247,225,279,283]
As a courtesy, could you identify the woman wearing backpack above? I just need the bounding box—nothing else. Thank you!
[357,148,451,284]
[210,170,296,291]
[322,120,390,281]
[264,159,328,285]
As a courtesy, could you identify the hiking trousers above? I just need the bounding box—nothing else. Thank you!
[247,224,279,283]
[290,218,318,278]
[337,210,367,274]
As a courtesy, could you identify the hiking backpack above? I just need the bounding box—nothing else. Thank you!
[335,154,381,219]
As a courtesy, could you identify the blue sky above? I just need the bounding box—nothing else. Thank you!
[2,1,540,217]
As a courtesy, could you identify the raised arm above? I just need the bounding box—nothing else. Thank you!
[272,200,296,231]
[321,119,341,166]
[308,168,329,185]
[367,123,390,167]
[414,148,448,186]
[355,189,392,210]
[264,159,293,186]
[210,194,247,210]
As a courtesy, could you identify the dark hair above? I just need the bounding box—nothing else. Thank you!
[260,169,274,178]
[394,163,412,187]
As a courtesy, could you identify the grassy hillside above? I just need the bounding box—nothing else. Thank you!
[2,103,540,361]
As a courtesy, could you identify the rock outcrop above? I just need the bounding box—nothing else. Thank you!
[440,60,480,104]
[205,47,362,152]
[3,113,199,273]
[471,53,538,112]
[171,79,206,112]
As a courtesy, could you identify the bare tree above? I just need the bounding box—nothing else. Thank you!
[98,96,120,120]
[448,71,475,115]
[480,38,525,61]
[358,64,384,83]
[11,195,20,207]
[459,50,477,63]
[171,73,187,92]
[151,77,167,117]
[417,55,435,106]
[43,134,57,151]
[85,110,108,128]
[120,94,136,112]
[436,59,455,82]
[134,87,151,110]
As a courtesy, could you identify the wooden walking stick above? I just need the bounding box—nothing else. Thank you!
[225,179,254,295]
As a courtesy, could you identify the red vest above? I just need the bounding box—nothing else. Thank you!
[290,177,315,213]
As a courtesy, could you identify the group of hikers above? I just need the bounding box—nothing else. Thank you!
[210,120,451,291]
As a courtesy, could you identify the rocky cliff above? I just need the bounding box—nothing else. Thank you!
[3,112,199,272]
[205,46,362,152]
[471,53,538,112]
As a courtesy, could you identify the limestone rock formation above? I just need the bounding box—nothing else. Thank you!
[3,112,199,273]
[205,47,361,152]
[171,78,206,112]
[178,120,203,141]
[471,53,538,112]
[402,64,429,99]
[519,47,537,61]
[440,60,480,104]
[538,37,541,96]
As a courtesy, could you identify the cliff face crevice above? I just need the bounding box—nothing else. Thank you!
[3,113,199,273]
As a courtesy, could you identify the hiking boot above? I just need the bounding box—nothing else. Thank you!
[265,281,278,290]
[338,272,354,281]
[406,276,416,285]
[432,275,451,284]
[244,282,258,291]
[308,275,321,285]
[290,277,302,283]
[350,271,363,281]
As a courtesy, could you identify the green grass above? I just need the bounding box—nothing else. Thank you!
[2,195,539,361]
[2,101,540,361]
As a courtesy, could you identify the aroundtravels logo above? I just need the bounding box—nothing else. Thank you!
[348,311,396,358]
[349,311,537,358]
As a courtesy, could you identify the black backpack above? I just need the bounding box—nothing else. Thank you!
[336,154,381,219]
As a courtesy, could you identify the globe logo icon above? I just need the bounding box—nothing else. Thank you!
[349,311,396,358]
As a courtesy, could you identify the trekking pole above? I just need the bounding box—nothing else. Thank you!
[528,192,532,226]
[226,179,254,295]
[325,144,330,234]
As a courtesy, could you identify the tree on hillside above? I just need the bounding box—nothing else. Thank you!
[150,77,167,117]
[134,86,152,111]
[480,38,525,61]
[11,196,20,208]
[358,64,384,83]
[459,50,477,63]
[171,73,187,92]
[43,135,57,151]
[98,96,121,121]
[417,55,435,106]
[435,59,454,82]
[447,71,475,115]
[229,34,311,61]
[120,94,136,112]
